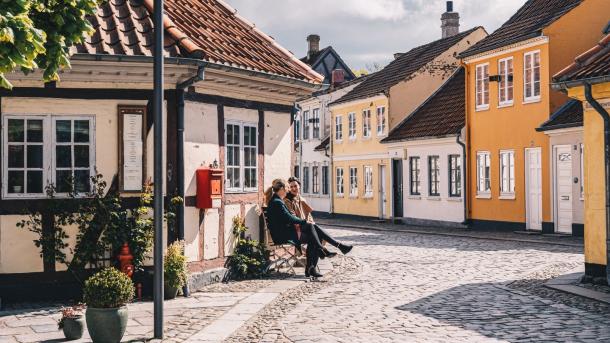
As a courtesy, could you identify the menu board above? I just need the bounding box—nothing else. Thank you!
[119,106,146,192]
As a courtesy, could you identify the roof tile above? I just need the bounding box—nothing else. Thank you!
[537,99,583,131]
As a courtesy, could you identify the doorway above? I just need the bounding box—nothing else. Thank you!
[554,145,573,234]
[526,148,543,230]
[379,165,387,219]
[392,159,403,218]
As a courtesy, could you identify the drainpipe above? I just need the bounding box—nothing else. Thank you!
[584,82,610,283]
[175,65,205,297]
[456,133,468,225]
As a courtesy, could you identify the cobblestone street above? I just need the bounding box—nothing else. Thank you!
[232,225,610,343]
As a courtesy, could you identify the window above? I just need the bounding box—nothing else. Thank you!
[376,106,386,136]
[409,157,421,195]
[477,152,491,195]
[524,50,541,101]
[312,166,319,194]
[3,115,95,198]
[362,109,371,138]
[322,166,329,195]
[336,167,344,196]
[226,122,257,192]
[428,156,440,196]
[580,144,584,200]
[500,151,515,195]
[364,166,373,197]
[335,116,343,141]
[476,64,489,109]
[348,112,356,139]
[302,110,310,140]
[349,167,358,197]
[312,108,320,139]
[449,155,461,197]
[303,166,310,193]
[498,57,514,106]
[294,115,300,142]
[294,165,300,179]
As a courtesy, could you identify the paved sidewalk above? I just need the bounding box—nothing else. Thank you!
[316,216,584,248]
[0,261,332,343]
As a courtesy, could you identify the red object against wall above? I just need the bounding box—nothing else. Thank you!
[196,168,223,209]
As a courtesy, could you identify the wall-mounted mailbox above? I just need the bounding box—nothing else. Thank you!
[196,168,223,209]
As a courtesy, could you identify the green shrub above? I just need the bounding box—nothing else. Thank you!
[225,216,270,280]
[83,268,134,308]
[164,241,188,289]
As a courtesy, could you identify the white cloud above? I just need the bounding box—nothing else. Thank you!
[345,0,407,21]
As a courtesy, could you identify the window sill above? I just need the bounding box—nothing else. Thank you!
[523,97,541,105]
[408,195,421,200]
[336,194,345,198]
[497,102,514,109]
[427,196,441,201]
[476,105,490,112]
[335,140,343,144]
[499,194,516,200]
[349,195,359,199]
[476,193,491,199]
[376,133,387,138]
[362,136,372,141]
[363,194,374,199]
[447,197,463,202]
[348,137,357,142]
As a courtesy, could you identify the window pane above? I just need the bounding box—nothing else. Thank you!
[27,120,43,142]
[27,171,43,194]
[56,170,72,193]
[8,145,24,168]
[8,119,25,142]
[74,145,90,168]
[74,120,90,142]
[227,125,233,144]
[56,120,72,142]
[244,127,251,147]
[74,170,91,193]
[233,126,240,145]
[233,168,240,188]
[56,146,72,168]
[27,145,43,168]
[8,171,24,193]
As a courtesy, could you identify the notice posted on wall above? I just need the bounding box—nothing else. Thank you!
[120,107,145,192]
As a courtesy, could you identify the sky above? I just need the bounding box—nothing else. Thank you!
[226,0,527,70]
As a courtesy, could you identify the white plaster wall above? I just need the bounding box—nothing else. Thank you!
[225,107,258,123]
[548,130,584,225]
[401,140,465,223]
[224,204,241,256]
[264,111,292,189]
[184,101,219,197]
[0,215,43,273]
[244,204,260,241]
[55,223,79,272]
[203,208,220,260]
[183,207,201,262]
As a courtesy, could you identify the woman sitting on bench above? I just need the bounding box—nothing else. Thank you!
[265,179,335,278]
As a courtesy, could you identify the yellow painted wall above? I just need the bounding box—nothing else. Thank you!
[568,84,610,266]
[331,97,391,218]
[466,43,552,224]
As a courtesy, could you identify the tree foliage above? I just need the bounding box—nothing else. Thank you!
[0,0,99,89]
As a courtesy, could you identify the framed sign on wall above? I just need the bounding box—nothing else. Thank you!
[118,105,147,193]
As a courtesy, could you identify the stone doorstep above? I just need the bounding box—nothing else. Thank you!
[544,266,610,304]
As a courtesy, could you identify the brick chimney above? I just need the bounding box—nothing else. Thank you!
[331,69,345,87]
[441,1,460,38]
[307,34,320,60]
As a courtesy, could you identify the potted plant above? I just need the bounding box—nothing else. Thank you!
[58,304,86,340]
[164,240,188,299]
[83,267,134,343]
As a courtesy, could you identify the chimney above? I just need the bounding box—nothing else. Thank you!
[441,1,460,38]
[331,69,345,87]
[307,34,320,60]
[394,53,404,60]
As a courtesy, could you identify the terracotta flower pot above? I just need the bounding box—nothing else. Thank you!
[85,306,128,343]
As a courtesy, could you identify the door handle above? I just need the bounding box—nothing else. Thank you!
[561,196,570,200]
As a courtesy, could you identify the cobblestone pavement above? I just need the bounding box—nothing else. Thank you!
[230,226,610,343]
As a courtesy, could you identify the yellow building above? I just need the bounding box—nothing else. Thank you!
[328,8,486,219]
[460,0,609,232]
[553,27,610,280]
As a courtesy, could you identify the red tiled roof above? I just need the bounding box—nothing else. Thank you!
[553,33,610,84]
[381,68,465,143]
[460,0,582,58]
[72,0,323,83]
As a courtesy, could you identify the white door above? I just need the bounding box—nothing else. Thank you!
[526,148,543,230]
[379,165,387,219]
[555,146,573,234]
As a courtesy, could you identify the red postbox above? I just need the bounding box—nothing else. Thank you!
[196,167,223,209]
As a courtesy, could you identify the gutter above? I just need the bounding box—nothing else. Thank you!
[584,82,610,284]
[456,133,468,225]
[553,75,610,92]
[175,65,205,297]
[71,53,206,67]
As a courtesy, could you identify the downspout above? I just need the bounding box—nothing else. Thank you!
[584,82,610,283]
[456,133,468,225]
[176,65,205,297]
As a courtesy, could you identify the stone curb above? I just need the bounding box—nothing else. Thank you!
[543,267,610,304]
[318,221,582,248]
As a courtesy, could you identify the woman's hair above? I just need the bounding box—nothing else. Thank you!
[264,179,288,206]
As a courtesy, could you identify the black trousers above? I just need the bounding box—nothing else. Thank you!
[299,223,341,269]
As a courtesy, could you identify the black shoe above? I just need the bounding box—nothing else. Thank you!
[308,266,323,278]
[338,244,353,255]
[322,248,337,258]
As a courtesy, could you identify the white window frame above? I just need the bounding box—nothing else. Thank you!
[475,63,490,110]
[364,166,373,198]
[312,108,320,139]
[499,150,515,197]
[349,167,358,198]
[302,166,310,194]
[428,156,440,197]
[312,165,320,194]
[362,109,371,138]
[335,115,343,142]
[409,156,421,196]
[476,151,491,197]
[376,106,386,136]
[302,110,310,140]
[225,121,258,193]
[348,112,356,140]
[336,167,344,196]
[498,57,514,107]
[2,114,96,199]
[524,50,541,103]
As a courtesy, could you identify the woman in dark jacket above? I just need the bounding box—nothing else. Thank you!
[265,179,330,277]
